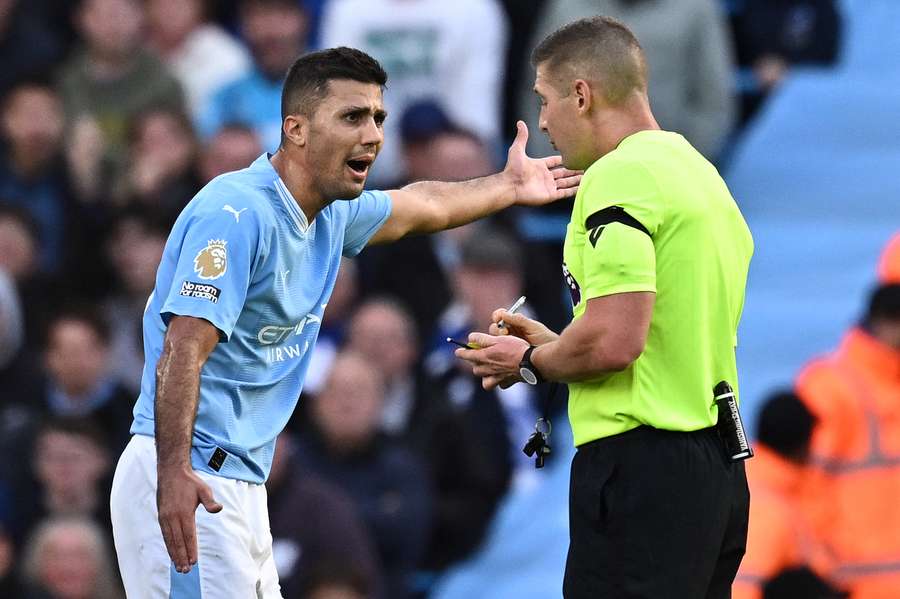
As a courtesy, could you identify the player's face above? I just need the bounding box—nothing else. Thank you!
[534,64,591,170]
[306,80,386,201]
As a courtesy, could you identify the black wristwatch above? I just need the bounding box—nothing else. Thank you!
[519,346,544,385]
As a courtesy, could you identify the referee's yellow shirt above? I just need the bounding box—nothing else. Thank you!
[563,130,753,446]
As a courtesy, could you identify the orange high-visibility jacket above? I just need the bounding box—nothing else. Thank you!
[797,328,900,599]
[734,444,822,599]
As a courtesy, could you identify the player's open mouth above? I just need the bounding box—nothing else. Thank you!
[346,156,373,180]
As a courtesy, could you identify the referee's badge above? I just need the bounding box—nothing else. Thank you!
[194,239,228,280]
[562,261,581,306]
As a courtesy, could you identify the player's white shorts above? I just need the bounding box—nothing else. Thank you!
[110,435,282,598]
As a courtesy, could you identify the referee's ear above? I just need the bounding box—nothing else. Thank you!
[574,79,593,115]
[282,114,308,148]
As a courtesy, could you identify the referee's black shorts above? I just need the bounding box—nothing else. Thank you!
[563,425,749,599]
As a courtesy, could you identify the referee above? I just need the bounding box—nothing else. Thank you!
[456,16,754,598]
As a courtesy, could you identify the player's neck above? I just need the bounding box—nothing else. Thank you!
[270,150,330,223]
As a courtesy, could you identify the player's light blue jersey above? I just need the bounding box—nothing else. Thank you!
[131,154,392,483]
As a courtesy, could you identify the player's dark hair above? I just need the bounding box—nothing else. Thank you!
[531,16,647,105]
[280,47,387,139]
[756,390,816,461]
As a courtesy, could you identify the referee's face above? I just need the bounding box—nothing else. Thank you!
[534,65,585,170]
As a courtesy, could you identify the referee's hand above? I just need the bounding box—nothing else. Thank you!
[157,466,223,574]
[489,309,559,346]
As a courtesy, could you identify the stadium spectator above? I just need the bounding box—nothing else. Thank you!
[0,517,27,597]
[15,418,114,549]
[734,390,834,599]
[425,231,546,488]
[59,0,185,203]
[296,352,432,599]
[267,431,382,598]
[0,205,63,356]
[119,107,201,221]
[198,0,309,152]
[346,297,509,572]
[0,0,66,97]
[319,0,507,185]
[145,0,252,120]
[0,253,43,475]
[738,0,841,113]
[198,123,263,184]
[0,80,72,274]
[103,209,168,393]
[21,516,122,599]
[294,561,374,599]
[796,258,900,597]
[39,309,134,454]
[763,567,848,599]
[519,0,736,162]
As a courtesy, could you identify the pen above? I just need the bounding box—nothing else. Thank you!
[446,337,481,350]
[497,295,527,329]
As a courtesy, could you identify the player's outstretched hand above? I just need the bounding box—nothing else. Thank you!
[489,309,559,346]
[503,120,582,206]
[157,467,223,574]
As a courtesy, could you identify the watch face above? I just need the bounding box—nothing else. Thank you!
[519,367,538,386]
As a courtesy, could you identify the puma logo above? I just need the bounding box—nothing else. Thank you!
[223,205,247,223]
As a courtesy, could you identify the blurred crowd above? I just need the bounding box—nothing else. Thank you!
[0,0,847,597]
[735,235,900,599]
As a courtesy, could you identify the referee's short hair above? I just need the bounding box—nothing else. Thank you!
[532,16,648,106]
[281,47,387,123]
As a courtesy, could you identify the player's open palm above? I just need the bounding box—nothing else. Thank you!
[504,120,582,205]
[157,467,223,573]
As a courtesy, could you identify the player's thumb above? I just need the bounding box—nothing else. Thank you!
[510,120,529,153]
[198,485,223,514]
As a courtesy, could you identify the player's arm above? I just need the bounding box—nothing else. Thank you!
[155,315,223,574]
[368,121,581,244]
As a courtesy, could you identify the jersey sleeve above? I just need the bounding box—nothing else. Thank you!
[341,190,392,257]
[159,199,264,341]
[577,156,664,300]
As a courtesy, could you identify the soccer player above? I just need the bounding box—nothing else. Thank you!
[456,17,753,598]
[109,47,580,597]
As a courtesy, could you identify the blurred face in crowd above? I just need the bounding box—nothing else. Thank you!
[1,85,65,170]
[34,430,109,506]
[241,1,307,79]
[296,80,385,202]
[405,131,494,183]
[200,126,262,183]
[131,110,197,180]
[455,265,522,330]
[313,353,385,452]
[45,319,110,396]
[0,214,37,279]
[78,0,145,60]
[146,0,203,49]
[533,62,594,171]
[34,522,103,599]
[108,218,166,295]
[347,301,416,381]
[308,585,367,599]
